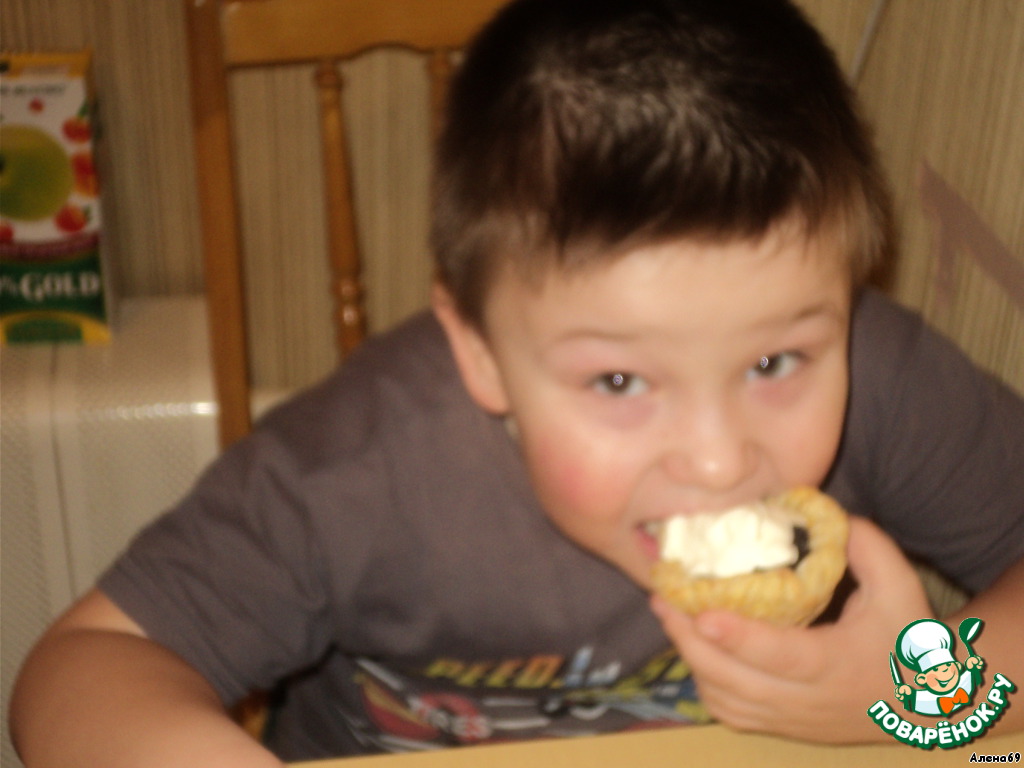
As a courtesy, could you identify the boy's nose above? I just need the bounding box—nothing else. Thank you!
[660,401,756,493]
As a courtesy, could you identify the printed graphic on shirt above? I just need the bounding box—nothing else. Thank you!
[867,617,1017,750]
[346,646,707,752]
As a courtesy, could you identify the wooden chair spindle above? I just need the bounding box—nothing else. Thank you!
[315,58,366,356]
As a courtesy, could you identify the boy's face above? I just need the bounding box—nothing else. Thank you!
[435,224,852,589]
[915,662,963,694]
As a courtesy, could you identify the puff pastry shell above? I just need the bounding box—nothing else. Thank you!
[651,487,848,626]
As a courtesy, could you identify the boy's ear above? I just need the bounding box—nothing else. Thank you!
[431,283,510,414]
[915,672,926,686]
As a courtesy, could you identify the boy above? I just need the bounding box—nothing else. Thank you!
[11,0,1024,763]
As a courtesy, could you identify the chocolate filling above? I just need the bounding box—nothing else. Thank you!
[747,524,808,574]
[793,525,809,565]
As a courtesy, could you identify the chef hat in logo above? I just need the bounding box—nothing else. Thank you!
[896,619,956,673]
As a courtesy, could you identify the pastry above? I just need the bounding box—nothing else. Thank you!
[650,486,848,626]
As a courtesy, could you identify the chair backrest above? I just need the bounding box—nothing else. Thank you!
[184,0,507,448]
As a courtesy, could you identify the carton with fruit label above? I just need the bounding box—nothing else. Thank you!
[1,50,113,344]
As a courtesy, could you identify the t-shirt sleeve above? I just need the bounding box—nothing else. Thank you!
[98,428,336,706]
[96,313,454,708]
[828,290,1024,594]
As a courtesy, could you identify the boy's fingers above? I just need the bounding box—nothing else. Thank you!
[649,596,736,676]
[652,595,821,681]
[649,594,696,644]
[692,610,822,679]
[650,597,762,708]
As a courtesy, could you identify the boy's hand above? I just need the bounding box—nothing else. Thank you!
[651,516,931,743]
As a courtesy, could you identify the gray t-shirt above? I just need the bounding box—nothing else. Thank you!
[99,289,1024,760]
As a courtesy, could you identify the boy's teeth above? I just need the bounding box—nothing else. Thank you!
[642,520,664,537]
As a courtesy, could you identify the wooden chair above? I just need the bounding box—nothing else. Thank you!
[184,0,508,449]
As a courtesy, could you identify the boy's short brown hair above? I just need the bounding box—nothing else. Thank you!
[431,0,892,327]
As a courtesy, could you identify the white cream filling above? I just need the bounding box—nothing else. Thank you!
[657,502,798,578]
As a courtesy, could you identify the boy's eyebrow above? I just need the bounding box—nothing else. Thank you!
[545,300,848,347]
[751,300,848,330]
[543,328,641,349]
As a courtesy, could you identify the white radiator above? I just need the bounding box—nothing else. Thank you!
[1,295,219,766]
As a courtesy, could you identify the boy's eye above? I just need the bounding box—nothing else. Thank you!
[591,372,648,396]
[747,352,802,380]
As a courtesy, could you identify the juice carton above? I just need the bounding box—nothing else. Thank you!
[1,50,113,344]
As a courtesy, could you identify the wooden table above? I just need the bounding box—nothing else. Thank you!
[292,723,1022,767]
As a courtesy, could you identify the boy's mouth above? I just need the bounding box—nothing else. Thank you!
[636,521,662,561]
[639,505,807,578]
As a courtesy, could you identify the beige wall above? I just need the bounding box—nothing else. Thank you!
[3,0,1021,393]
[857,1,1023,389]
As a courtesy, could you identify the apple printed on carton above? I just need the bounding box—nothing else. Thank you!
[0,88,101,239]
[0,51,111,344]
